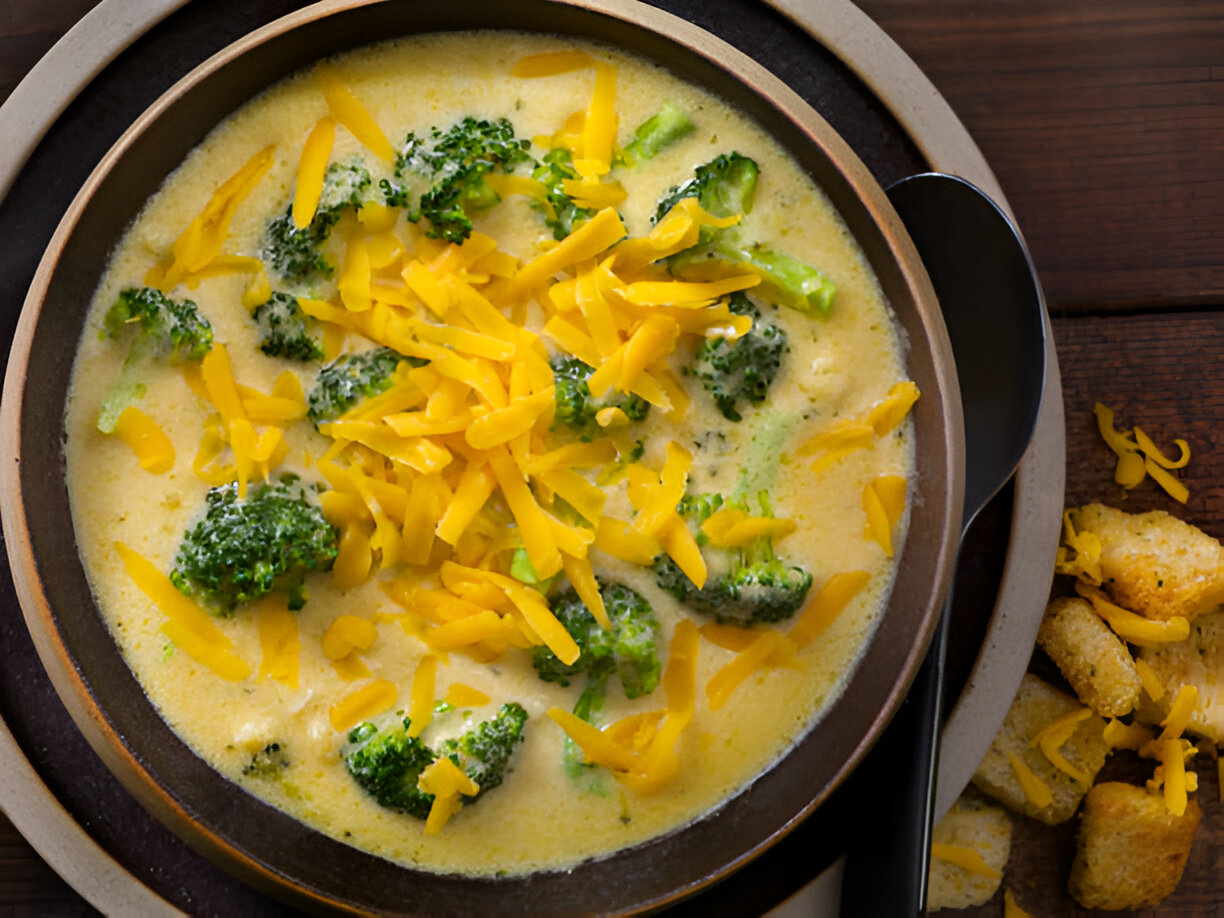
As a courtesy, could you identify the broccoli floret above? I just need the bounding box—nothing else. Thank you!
[382,117,532,243]
[252,292,324,362]
[551,355,650,441]
[731,406,798,500]
[242,742,291,779]
[564,680,606,775]
[691,293,788,421]
[532,581,661,700]
[262,159,372,284]
[342,720,436,818]
[170,475,339,615]
[655,151,759,225]
[343,704,528,818]
[307,347,424,424]
[437,702,529,799]
[96,286,213,432]
[655,153,836,316]
[654,492,813,625]
[530,148,596,240]
[616,101,696,169]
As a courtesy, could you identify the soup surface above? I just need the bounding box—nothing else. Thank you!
[66,31,915,876]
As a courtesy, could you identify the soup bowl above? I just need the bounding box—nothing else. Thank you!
[0,0,962,911]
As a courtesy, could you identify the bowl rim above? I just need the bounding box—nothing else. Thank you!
[0,0,964,911]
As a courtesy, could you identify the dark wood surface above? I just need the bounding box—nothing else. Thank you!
[3,0,1224,914]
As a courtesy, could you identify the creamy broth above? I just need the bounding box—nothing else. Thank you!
[66,32,913,876]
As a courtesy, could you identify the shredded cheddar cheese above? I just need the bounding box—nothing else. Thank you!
[1093,402,1190,502]
[114,406,175,474]
[1075,581,1191,646]
[115,542,251,682]
[1029,708,1093,783]
[255,596,300,688]
[1007,751,1054,809]
[329,678,398,732]
[929,843,1003,879]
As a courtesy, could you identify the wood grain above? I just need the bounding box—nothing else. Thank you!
[856,0,1224,313]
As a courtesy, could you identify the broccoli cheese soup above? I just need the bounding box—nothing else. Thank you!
[65,31,916,877]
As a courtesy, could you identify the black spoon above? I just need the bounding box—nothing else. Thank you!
[839,172,1046,916]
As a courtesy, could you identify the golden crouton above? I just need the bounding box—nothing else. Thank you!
[1140,610,1224,743]
[972,674,1109,824]
[1038,596,1141,717]
[926,795,1011,911]
[1070,503,1224,623]
[1068,781,1201,910]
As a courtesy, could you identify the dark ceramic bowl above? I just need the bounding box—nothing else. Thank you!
[0,0,963,912]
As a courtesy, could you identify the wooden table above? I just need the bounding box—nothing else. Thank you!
[2,1,1222,914]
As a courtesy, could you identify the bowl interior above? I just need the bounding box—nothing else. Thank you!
[3,0,961,911]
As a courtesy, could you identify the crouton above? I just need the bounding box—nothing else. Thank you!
[1140,610,1224,743]
[1070,503,1224,623]
[1068,781,1201,910]
[1038,596,1141,717]
[926,795,1011,911]
[972,673,1109,824]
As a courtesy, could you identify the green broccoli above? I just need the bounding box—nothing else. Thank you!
[654,492,813,625]
[381,117,532,243]
[252,292,324,362]
[562,679,610,793]
[436,702,529,799]
[342,719,436,818]
[343,704,528,818]
[242,742,291,780]
[530,148,596,240]
[690,292,788,421]
[96,286,213,433]
[551,355,650,441]
[262,159,372,284]
[532,581,661,700]
[307,347,424,424]
[170,475,339,615]
[654,153,836,316]
[616,101,696,168]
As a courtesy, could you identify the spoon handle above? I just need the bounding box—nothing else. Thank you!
[838,597,950,916]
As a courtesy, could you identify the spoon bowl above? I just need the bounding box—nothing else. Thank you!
[841,171,1046,915]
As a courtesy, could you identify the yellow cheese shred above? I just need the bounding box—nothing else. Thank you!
[329,678,398,732]
[419,756,480,834]
[1158,737,1190,816]
[1029,707,1093,784]
[292,116,335,228]
[316,62,396,163]
[153,144,275,290]
[511,50,595,78]
[928,843,1002,879]
[1007,751,1054,809]
[114,542,250,682]
[443,683,491,708]
[1103,718,1155,751]
[114,406,175,474]
[861,475,907,556]
[1075,581,1191,646]
[789,571,871,649]
[1054,509,1103,584]
[407,654,437,738]
[1004,889,1032,918]
[706,630,797,711]
[320,614,378,661]
[255,596,300,689]
[1093,402,1191,502]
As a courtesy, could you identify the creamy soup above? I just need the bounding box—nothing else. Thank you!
[66,32,915,877]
